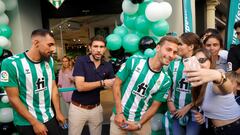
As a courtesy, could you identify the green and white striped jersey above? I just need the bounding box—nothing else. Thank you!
[168,57,192,109]
[0,53,55,125]
[113,57,172,121]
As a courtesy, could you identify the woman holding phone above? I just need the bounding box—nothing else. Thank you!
[166,32,202,135]
[186,48,240,135]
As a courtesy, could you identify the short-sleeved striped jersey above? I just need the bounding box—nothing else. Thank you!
[167,57,192,109]
[0,53,55,125]
[113,57,172,121]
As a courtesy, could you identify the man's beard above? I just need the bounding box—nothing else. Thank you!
[92,54,102,61]
[40,53,51,62]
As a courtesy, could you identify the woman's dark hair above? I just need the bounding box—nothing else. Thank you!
[203,34,224,49]
[192,48,213,107]
[179,32,203,53]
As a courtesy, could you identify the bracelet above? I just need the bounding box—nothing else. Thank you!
[213,72,227,86]
[116,112,124,115]
[100,80,103,87]
[167,99,173,102]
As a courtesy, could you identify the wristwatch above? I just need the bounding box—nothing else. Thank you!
[135,122,142,129]
[213,72,227,86]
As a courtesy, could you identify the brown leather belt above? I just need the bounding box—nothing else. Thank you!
[71,100,100,110]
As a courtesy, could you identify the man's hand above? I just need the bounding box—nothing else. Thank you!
[174,105,191,119]
[56,112,66,125]
[104,78,115,88]
[32,121,48,135]
[114,113,126,127]
[123,121,139,131]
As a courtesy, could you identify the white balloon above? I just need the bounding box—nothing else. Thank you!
[0,0,6,14]
[120,12,124,23]
[159,2,172,19]
[4,39,11,50]
[122,0,139,15]
[2,0,17,11]
[0,36,10,48]
[145,2,172,22]
[1,95,9,103]
[151,113,163,131]
[0,108,13,123]
[154,0,164,2]
[0,13,9,24]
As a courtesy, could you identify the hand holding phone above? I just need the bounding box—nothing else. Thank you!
[183,56,201,70]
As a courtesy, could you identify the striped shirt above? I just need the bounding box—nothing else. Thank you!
[113,57,172,121]
[0,52,55,125]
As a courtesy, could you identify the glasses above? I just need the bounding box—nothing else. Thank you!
[236,32,240,35]
[198,57,208,64]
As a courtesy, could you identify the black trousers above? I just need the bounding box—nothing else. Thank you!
[16,117,61,135]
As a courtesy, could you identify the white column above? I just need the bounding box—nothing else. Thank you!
[206,0,219,28]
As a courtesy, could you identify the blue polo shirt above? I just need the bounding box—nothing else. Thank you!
[72,55,115,105]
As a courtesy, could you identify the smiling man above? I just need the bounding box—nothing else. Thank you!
[110,36,179,135]
[68,35,115,135]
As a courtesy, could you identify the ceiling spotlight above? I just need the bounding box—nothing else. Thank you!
[73,39,76,42]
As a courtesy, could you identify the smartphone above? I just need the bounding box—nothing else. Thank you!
[183,56,201,70]
[121,123,129,129]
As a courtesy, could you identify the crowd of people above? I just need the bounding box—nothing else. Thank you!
[1,20,240,135]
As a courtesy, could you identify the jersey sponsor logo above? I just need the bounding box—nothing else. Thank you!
[0,71,9,82]
[25,69,31,74]
[177,78,191,93]
[135,67,142,73]
[35,77,47,94]
[132,82,148,98]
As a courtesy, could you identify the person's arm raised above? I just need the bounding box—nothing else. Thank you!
[185,69,233,94]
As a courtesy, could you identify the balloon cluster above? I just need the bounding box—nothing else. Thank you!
[0,0,17,55]
[106,0,172,57]
[0,0,17,134]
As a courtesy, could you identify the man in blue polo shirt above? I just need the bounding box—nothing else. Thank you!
[68,35,115,135]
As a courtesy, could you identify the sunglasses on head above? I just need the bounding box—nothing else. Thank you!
[236,32,240,35]
[198,57,208,64]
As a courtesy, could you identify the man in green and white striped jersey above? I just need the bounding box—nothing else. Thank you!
[0,29,65,135]
[110,36,180,135]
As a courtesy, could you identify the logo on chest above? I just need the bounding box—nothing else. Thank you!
[35,77,47,94]
[132,82,148,98]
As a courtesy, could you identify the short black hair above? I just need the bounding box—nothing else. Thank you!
[234,20,240,30]
[31,29,54,38]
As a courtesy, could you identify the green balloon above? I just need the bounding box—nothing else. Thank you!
[0,24,12,38]
[123,14,137,30]
[135,15,151,33]
[151,20,169,37]
[122,34,140,53]
[144,48,155,58]
[113,26,128,38]
[137,1,150,15]
[106,34,122,51]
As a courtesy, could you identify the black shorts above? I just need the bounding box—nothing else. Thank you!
[16,117,61,135]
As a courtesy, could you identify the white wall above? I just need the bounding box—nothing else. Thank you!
[8,0,42,54]
[165,0,196,36]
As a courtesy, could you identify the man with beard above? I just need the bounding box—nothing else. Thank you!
[0,29,66,135]
[68,35,115,135]
[110,36,179,135]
